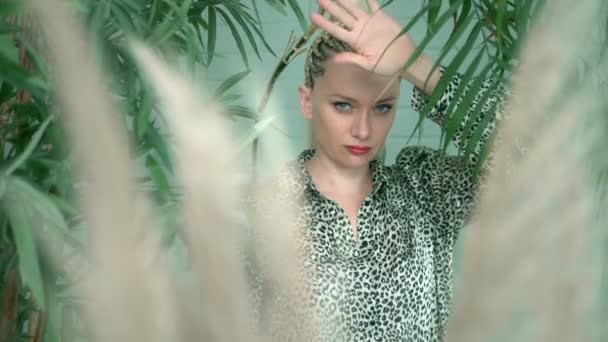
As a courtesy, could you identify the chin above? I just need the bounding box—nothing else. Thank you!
[342,151,374,167]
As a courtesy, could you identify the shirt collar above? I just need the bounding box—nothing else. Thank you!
[282,149,388,198]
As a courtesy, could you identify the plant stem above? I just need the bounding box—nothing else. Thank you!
[251,24,318,180]
[0,270,19,341]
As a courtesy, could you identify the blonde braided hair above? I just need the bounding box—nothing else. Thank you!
[304,31,354,88]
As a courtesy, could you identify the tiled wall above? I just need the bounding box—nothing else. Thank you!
[204,0,480,175]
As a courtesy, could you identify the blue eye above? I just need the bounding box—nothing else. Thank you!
[333,102,351,112]
[374,104,393,113]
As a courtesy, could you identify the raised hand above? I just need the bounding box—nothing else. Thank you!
[311,0,440,94]
[311,0,415,76]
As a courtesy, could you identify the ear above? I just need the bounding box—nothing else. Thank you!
[298,85,313,120]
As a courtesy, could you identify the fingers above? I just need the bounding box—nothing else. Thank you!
[366,0,381,12]
[317,0,357,29]
[311,12,352,44]
[330,0,366,18]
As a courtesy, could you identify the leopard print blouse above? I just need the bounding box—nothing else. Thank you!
[247,70,506,341]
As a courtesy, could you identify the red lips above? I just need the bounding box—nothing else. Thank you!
[345,145,372,156]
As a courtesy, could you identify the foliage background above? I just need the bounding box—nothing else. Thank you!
[0,0,606,341]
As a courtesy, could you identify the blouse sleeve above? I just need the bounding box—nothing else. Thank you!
[411,67,507,167]
[396,68,508,241]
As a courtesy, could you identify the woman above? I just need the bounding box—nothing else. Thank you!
[249,0,506,340]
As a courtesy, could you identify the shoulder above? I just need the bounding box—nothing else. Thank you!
[389,145,472,189]
[392,145,458,173]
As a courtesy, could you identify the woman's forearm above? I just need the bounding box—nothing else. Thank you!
[401,54,441,96]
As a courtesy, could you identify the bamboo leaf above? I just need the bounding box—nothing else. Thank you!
[0,0,23,16]
[441,54,492,153]
[146,10,179,44]
[433,10,474,74]
[17,35,49,79]
[226,6,261,60]
[262,0,287,16]
[145,124,173,172]
[112,1,136,34]
[146,154,170,202]
[239,12,276,57]
[402,1,469,144]
[436,20,484,149]
[377,0,462,76]
[225,104,260,120]
[462,79,502,159]
[148,0,160,25]
[427,0,443,33]
[453,0,472,34]
[4,116,54,175]
[207,6,217,66]
[495,0,508,60]
[286,0,308,33]
[136,92,153,139]
[252,0,265,33]
[0,22,21,34]
[216,7,249,68]
[0,50,47,99]
[7,177,82,249]
[2,176,45,309]
[213,69,251,97]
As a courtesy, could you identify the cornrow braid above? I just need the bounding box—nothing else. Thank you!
[304,31,354,88]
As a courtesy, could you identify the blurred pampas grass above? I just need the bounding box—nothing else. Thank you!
[21,0,608,341]
[448,0,608,341]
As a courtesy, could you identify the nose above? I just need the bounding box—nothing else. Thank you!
[351,110,370,140]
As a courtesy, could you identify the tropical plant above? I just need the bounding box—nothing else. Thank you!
[0,0,305,340]
[2,0,607,341]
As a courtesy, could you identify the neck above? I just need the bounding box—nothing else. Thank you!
[306,151,372,196]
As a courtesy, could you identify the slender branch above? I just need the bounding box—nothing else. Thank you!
[251,20,320,180]
[0,270,19,341]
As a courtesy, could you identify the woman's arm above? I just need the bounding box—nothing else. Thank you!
[411,68,507,166]
[400,53,442,96]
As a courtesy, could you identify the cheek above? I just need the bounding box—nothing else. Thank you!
[374,114,396,135]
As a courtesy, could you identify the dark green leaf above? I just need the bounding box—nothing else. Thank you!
[136,93,153,139]
[147,10,179,44]
[145,124,173,172]
[112,2,136,35]
[427,0,443,33]
[225,104,259,120]
[286,0,308,33]
[207,7,217,66]
[495,0,508,60]
[453,0,472,35]
[213,69,251,97]
[433,9,474,76]
[436,21,484,150]
[252,0,265,34]
[441,53,492,153]
[2,177,45,309]
[4,116,53,175]
[0,51,46,99]
[0,0,23,17]
[148,0,160,25]
[262,0,287,16]
[0,22,21,34]
[215,7,249,68]
[462,79,502,159]
[146,154,170,202]
[8,177,82,249]
[226,6,261,60]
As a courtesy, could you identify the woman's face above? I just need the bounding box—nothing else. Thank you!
[298,54,400,169]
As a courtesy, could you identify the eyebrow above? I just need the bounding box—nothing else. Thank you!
[330,93,397,103]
